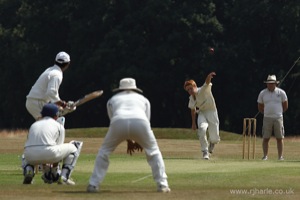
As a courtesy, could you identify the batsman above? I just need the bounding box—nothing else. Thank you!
[23,51,102,184]
[25,51,77,120]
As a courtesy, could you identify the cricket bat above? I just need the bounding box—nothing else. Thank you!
[74,90,103,107]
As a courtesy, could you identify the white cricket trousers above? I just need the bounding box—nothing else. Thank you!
[197,110,220,152]
[26,98,47,120]
[89,118,169,188]
[24,144,77,165]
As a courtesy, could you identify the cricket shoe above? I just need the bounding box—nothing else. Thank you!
[203,151,210,160]
[87,184,99,193]
[208,143,215,154]
[23,165,35,184]
[157,185,171,193]
[41,174,53,184]
[278,156,284,161]
[262,156,268,161]
[60,176,75,185]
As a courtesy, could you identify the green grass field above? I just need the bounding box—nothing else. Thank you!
[0,128,299,200]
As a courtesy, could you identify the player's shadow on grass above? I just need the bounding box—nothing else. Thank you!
[55,190,155,194]
[283,160,300,162]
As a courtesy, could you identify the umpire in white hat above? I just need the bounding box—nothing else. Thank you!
[257,74,288,161]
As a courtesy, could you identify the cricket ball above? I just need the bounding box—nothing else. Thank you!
[209,47,214,54]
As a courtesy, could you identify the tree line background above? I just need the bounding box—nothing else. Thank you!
[0,0,299,135]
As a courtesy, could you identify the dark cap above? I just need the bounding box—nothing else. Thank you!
[41,103,59,118]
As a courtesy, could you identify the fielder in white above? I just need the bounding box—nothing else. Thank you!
[87,78,170,193]
[22,103,83,185]
[184,72,220,160]
[26,51,75,120]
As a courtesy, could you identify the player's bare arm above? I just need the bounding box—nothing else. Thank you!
[258,103,264,114]
[205,72,216,84]
[282,101,288,112]
[191,109,197,130]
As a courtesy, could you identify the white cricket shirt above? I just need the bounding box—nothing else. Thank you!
[188,83,217,111]
[24,117,65,147]
[106,91,151,123]
[26,65,63,103]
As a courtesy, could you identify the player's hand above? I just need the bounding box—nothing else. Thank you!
[65,101,76,112]
[66,101,76,108]
[127,140,143,155]
[64,106,76,114]
[54,100,67,111]
[209,72,216,78]
[57,100,67,108]
[59,102,76,116]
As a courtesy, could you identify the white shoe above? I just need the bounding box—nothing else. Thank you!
[262,156,268,161]
[157,185,171,193]
[208,143,215,154]
[87,184,99,193]
[278,156,284,161]
[60,176,75,185]
[203,151,210,160]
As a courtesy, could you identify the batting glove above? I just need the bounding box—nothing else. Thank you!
[59,102,76,116]
[66,101,76,108]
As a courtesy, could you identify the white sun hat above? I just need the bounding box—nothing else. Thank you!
[113,78,143,93]
[264,75,280,84]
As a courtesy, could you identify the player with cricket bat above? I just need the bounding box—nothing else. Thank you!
[24,51,103,184]
[25,51,76,120]
[24,51,77,180]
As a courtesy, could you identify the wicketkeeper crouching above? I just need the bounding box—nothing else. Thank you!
[22,103,82,185]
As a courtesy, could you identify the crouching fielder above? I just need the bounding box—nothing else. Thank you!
[86,78,170,193]
[22,103,82,185]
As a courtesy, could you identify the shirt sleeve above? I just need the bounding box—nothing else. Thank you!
[46,75,62,103]
[281,90,288,102]
[199,83,212,95]
[257,91,264,104]
[145,98,151,120]
[188,96,196,110]
[106,100,113,120]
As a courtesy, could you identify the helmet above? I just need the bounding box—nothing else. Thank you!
[41,103,59,117]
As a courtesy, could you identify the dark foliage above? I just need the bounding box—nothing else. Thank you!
[0,0,299,135]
